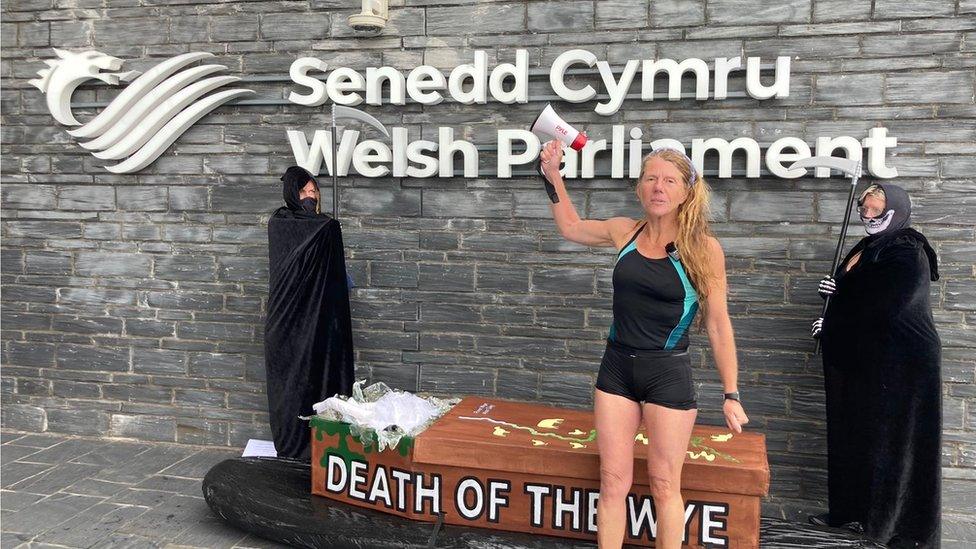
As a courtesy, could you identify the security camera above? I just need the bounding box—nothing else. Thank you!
[348,0,388,32]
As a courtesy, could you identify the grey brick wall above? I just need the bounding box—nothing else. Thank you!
[2,0,974,541]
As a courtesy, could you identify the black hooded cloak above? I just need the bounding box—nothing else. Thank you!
[820,183,941,548]
[265,167,354,460]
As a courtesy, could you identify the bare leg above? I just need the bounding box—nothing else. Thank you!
[594,389,643,548]
[642,403,697,549]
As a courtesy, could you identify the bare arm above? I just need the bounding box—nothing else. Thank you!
[701,237,749,433]
[539,140,634,248]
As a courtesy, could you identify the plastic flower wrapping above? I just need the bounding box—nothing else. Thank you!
[307,380,459,452]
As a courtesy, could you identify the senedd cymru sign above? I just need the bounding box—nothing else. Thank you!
[31,48,898,179]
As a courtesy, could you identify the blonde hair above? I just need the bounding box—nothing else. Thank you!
[637,149,717,300]
[858,184,885,204]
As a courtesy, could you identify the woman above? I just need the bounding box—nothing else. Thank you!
[277,164,323,216]
[540,141,749,549]
[265,166,354,460]
[812,183,941,548]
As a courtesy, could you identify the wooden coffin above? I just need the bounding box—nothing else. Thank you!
[311,396,769,547]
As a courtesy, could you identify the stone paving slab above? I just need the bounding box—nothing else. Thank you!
[2,444,43,466]
[34,503,151,548]
[110,488,181,508]
[132,473,206,494]
[1,461,54,489]
[88,533,167,548]
[2,492,105,536]
[10,462,105,495]
[1,429,264,549]
[115,495,211,542]
[0,490,46,512]
[1,532,27,547]
[20,438,108,464]
[8,434,71,448]
[68,442,154,468]
[90,445,199,485]
[62,477,131,499]
[161,448,241,478]
[168,513,250,549]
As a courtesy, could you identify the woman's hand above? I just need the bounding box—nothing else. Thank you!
[723,399,749,434]
[539,140,564,182]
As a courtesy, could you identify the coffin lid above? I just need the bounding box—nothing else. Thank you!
[413,397,770,497]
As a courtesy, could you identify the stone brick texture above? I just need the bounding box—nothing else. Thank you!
[1,0,973,539]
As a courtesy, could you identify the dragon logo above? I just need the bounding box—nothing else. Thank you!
[30,49,253,174]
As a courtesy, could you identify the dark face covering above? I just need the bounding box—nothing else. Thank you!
[859,183,910,236]
[280,166,321,215]
[300,197,318,213]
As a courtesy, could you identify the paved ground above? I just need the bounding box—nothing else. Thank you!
[0,428,909,548]
[1,429,286,549]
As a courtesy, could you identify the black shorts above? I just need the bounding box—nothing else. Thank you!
[595,339,697,410]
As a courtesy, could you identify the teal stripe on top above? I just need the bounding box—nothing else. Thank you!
[663,256,699,350]
[616,240,638,261]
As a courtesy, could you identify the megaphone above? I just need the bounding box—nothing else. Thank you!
[530,103,587,151]
[530,104,587,204]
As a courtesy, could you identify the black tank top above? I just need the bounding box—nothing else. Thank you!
[609,223,700,351]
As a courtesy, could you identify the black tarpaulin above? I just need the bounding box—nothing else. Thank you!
[264,174,354,460]
[820,226,941,548]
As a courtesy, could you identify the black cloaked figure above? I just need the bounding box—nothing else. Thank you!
[264,166,354,460]
[818,183,942,548]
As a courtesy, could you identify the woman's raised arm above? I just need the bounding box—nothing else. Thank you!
[540,140,634,248]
